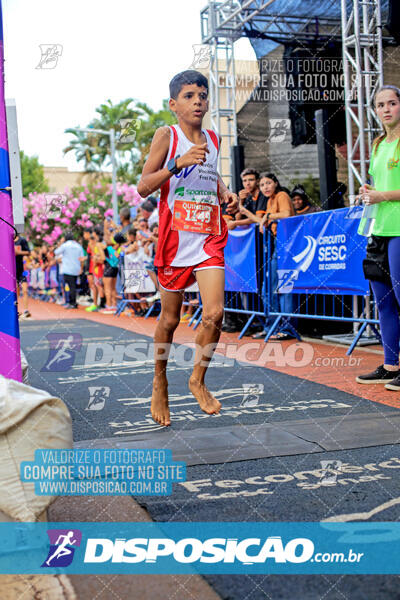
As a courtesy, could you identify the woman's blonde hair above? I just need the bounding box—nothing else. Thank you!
[373,85,400,156]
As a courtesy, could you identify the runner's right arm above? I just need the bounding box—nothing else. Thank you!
[137,126,209,198]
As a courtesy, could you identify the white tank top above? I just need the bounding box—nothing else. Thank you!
[155,124,227,267]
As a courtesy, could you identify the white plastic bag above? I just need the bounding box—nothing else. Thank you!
[0,375,73,521]
[20,349,28,384]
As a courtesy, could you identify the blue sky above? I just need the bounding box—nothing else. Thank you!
[3,0,255,170]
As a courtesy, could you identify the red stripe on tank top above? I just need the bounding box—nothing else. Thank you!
[154,126,180,267]
[203,130,227,258]
[207,129,219,152]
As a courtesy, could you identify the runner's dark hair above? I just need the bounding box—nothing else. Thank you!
[169,70,208,99]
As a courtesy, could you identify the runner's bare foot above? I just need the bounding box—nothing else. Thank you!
[151,376,171,426]
[189,377,221,414]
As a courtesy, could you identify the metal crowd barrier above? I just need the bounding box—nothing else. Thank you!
[264,221,381,354]
[221,219,380,354]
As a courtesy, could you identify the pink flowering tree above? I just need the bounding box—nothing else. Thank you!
[23,179,142,245]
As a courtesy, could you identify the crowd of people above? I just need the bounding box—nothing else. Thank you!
[14,198,163,317]
[14,168,320,327]
[221,168,321,338]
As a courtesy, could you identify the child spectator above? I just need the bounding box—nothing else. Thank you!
[291,185,321,215]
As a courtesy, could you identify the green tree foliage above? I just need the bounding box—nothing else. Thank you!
[20,151,49,196]
[64,99,176,184]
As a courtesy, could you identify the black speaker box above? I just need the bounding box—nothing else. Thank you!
[230,145,245,193]
[387,0,400,45]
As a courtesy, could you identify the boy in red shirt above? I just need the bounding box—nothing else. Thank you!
[138,70,238,426]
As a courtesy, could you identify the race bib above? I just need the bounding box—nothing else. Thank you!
[172,199,221,235]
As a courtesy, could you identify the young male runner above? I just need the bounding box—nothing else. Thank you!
[137,70,238,426]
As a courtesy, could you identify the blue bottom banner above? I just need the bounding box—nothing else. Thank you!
[1,522,399,574]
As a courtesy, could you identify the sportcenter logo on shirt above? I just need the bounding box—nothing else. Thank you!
[175,188,218,204]
[186,188,219,205]
[387,158,399,170]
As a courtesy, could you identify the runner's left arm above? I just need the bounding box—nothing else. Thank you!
[217,174,238,214]
[216,133,238,214]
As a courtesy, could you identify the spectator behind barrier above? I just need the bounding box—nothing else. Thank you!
[259,174,294,235]
[237,172,294,234]
[252,173,297,340]
[85,225,106,312]
[98,228,126,314]
[14,232,31,319]
[119,206,131,235]
[79,227,93,301]
[54,231,84,310]
[228,167,267,230]
[140,200,155,221]
[144,222,160,305]
[137,216,150,237]
[147,196,159,227]
[222,168,268,333]
[122,227,152,316]
[291,185,321,215]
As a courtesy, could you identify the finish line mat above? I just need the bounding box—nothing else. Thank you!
[135,445,400,600]
[20,319,397,449]
[76,412,400,465]
[20,319,400,599]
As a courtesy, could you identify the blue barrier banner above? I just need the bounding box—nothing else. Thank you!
[225,225,258,292]
[0,522,400,574]
[276,208,369,295]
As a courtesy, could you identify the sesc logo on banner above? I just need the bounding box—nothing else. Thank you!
[278,233,347,292]
[276,208,368,295]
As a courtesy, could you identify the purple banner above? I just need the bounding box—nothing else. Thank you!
[0,0,21,381]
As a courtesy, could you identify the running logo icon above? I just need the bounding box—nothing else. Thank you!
[36,44,63,69]
[86,386,110,410]
[124,268,147,292]
[241,383,264,407]
[119,118,140,144]
[42,529,82,568]
[189,44,212,69]
[319,460,343,486]
[43,193,67,218]
[41,333,82,372]
[267,119,290,143]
